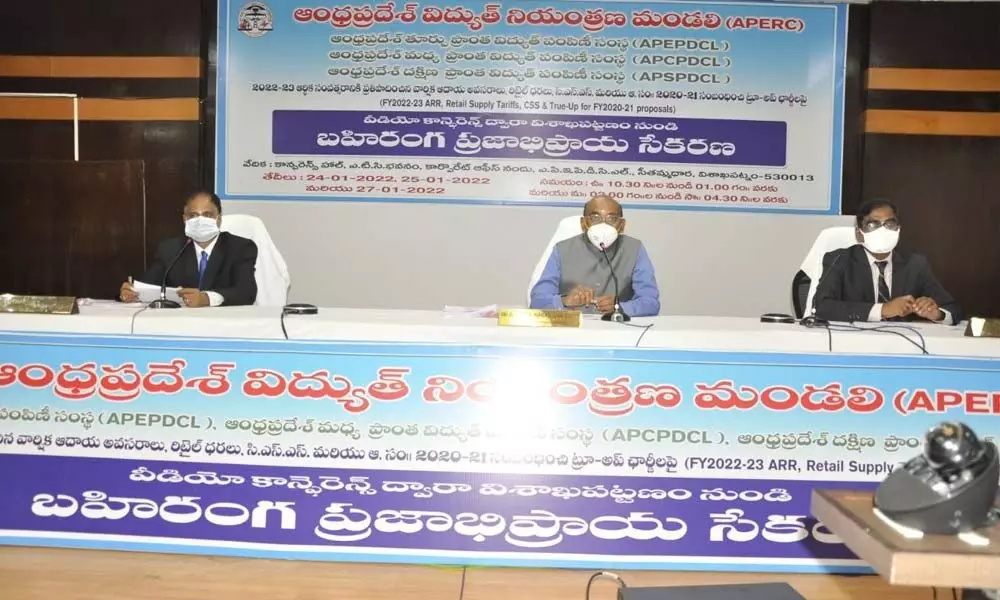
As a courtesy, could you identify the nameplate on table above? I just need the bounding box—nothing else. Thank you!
[497,308,581,328]
[0,294,79,315]
[965,317,1000,338]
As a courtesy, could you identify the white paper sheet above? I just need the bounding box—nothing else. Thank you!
[133,281,184,305]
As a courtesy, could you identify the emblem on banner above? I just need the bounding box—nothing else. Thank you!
[237,2,273,37]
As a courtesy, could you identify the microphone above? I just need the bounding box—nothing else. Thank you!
[598,242,631,323]
[805,251,843,323]
[148,238,192,309]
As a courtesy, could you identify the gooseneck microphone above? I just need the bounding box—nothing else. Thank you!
[802,251,843,325]
[148,238,193,309]
[598,242,631,323]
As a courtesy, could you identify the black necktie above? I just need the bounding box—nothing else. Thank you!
[876,261,890,303]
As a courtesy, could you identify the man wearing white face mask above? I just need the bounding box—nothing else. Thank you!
[814,199,961,324]
[530,195,660,317]
[119,191,258,307]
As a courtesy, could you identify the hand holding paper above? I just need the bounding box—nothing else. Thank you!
[131,281,184,306]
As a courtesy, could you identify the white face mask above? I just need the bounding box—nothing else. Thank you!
[861,227,900,255]
[586,223,619,250]
[185,216,220,244]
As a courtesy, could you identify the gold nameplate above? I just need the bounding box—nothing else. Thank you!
[0,294,79,315]
[964,317,1000,338]
[497,308,581,328]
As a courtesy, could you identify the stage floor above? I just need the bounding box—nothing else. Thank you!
[0,547,940,600]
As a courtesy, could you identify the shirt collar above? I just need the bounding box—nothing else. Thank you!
[195,235,219,257]
[865,248,892,267]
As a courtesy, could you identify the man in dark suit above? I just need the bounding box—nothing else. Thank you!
[814,199,961,324]
[119,191,258,307]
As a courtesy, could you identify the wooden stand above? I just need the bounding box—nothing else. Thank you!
[811,489,1000,589]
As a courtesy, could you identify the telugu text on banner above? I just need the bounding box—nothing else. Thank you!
[2,333,998,571]
[216,0,847,212]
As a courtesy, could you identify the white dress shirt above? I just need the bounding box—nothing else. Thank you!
[194,237,224,307]
[866,252,951,324]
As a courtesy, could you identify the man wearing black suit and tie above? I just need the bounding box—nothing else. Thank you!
[119,191,258,307]
[814,199,961,324]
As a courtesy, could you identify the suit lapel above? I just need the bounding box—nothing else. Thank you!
[891,250,909,298]
[850,245,875,303]
[200,233,226,290]
[175,244,199,288]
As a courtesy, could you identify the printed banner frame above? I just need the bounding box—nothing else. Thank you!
[214,0,848,214]
[2,331,999,572]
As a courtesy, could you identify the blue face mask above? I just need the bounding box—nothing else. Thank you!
[185,216,220,243]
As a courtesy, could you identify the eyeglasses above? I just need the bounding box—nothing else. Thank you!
[860,218,900,233]
[184,210,219,220]
[585,213,623,226]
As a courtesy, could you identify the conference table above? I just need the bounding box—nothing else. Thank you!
[0,300,994,358]
[1,301,999,575]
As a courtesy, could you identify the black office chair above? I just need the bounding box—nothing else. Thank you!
[791,270,810,319]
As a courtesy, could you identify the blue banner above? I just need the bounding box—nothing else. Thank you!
[3,332,997,571]
[216,0,847,213]
[272,110,787,166]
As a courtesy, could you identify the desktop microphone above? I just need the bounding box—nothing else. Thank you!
[598,242,631,323]
[802,251,843,324]
[148,238,192,309]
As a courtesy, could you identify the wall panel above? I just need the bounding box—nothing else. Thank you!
[0,0,211,276]
[0,160,145,298]
[861,2,1000,317]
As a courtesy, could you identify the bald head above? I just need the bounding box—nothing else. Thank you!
[584,195,622,217]
[580,194,626,236]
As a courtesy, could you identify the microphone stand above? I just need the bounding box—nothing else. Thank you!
[803,251,843,324]
[598,242,631,323]
[149,238,192,309]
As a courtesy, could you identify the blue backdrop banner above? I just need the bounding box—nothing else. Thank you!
[2,332,999,571]
[215,0,847,213]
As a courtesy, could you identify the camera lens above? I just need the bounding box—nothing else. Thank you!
[924,421,983,469]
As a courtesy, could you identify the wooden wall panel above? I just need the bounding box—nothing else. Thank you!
[0,119,201,270]
[199,0,218,190]
[0,97,200,121]
[142,158,203,248]
[865,110,1000,137]
[863,134,1000,317]
[857,3,1000,318]
[0,78,201,98]
[0,1,203,56]
[866,90,999,113]
[868,3,1000,70]
[867,68,1000,93]
[0,0,212,271]
[0,161,145,298]
[0,121,201,161]
[0,56,202,78]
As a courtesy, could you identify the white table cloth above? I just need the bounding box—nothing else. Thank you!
[0,301,995,359]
